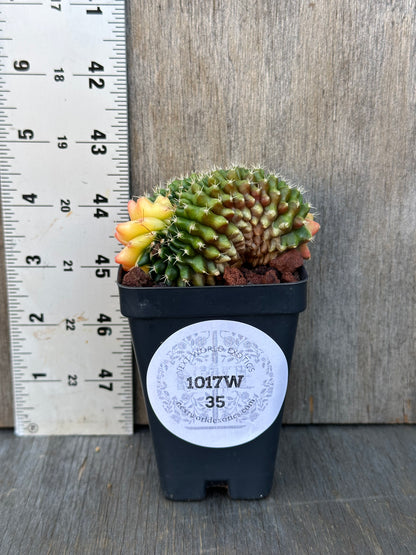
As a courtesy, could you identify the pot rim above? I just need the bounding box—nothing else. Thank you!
[117,264,308,290]
[117,265,308,318]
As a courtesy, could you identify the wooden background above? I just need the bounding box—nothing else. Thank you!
[1,0,415,426]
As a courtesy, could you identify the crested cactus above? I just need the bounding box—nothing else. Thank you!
[115,167,320,286]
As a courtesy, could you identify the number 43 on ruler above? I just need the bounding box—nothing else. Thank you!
[0,0,133,435]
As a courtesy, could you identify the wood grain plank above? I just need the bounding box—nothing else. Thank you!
[1,0,415,426]
[0,426,414,554]
[126,0,416,424]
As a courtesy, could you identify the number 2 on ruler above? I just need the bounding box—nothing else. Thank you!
[0,0,133,435]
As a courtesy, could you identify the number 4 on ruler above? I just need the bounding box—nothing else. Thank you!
[1,0,133,435]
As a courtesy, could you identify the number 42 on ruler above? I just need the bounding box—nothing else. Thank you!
[1,0,133,435]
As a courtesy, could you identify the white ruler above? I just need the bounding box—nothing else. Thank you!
[0,0,133,435]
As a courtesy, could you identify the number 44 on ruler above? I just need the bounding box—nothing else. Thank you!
[0,0,133,435]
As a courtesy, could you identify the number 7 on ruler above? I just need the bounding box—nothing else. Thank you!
[1,0,133,435]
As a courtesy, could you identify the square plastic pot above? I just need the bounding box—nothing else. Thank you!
[118,266,307,500]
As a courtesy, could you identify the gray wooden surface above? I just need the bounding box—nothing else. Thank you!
[0,425,415,554]
[1,0,415,426]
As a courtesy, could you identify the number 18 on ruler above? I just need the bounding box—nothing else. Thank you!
[1,0,133,434]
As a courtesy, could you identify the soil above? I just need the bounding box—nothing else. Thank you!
[121,249,305,287]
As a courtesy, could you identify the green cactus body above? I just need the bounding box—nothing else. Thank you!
[115,167,319,286]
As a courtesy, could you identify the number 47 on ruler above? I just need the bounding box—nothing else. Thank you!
[1,0,133,435]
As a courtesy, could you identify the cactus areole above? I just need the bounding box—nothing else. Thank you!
[115,167,320,286]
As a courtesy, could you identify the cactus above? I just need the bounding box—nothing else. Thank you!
[115,167,320,286]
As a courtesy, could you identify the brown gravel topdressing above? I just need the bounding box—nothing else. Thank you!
[121,249,305,287]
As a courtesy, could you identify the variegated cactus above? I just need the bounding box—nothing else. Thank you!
[115,167,319,286]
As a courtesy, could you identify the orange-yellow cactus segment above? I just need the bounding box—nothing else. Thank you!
[115,195,174,269]
[298,214,320,259]
[115,231,156,271]
[298,243,311,259]
[127,195,173,221]
[115,217,167,245]
[304,215,320,237]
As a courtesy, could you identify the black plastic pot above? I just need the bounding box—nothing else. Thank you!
[118,266,307,500]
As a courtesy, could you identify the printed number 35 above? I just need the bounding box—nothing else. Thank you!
[205,396,225,408]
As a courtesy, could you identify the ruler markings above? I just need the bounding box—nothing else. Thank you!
[1,0,133,436]
[85,378,124,382]
[1,73,47,76]
[70,2,121,5]
[21,380,62,383]
[73,74,119,77]
[83,323,125,326]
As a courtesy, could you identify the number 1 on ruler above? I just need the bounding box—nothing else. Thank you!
[0,0,133,435]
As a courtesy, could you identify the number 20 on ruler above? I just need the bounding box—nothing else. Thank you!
[1,0,132,435]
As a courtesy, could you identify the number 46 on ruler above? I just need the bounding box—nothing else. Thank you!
[0,0,133,435]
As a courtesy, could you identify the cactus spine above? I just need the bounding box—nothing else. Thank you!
[115,167,319,286]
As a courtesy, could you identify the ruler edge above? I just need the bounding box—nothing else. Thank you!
[0,0,134,436]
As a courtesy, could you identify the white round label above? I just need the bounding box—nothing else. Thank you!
[146,320,288,448]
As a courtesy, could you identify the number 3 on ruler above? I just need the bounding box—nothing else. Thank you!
[1,0,133,435]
